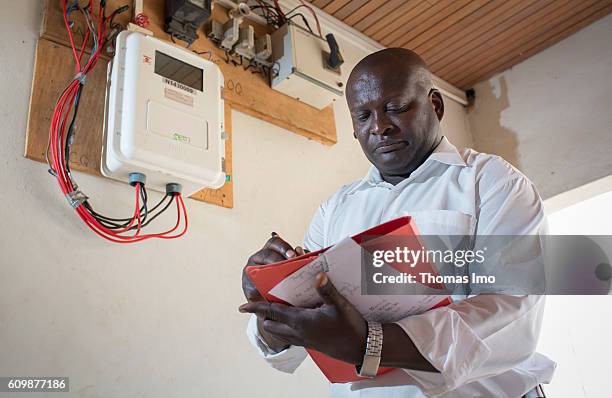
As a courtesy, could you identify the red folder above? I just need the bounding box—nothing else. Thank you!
[245,216,451,383]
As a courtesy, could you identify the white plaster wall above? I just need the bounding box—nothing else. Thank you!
[541,190,612,398]
[467,14,612,199]
[467,16,612,398]
[0,2,471,397]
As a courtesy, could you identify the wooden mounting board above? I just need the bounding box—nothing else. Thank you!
[37,0,338,144]
[25,39,234,208]
[25,0,337,209]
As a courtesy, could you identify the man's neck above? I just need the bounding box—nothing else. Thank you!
[380,172,411,186]
[379,136,443,186]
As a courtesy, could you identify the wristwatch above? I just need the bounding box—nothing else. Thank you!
[356,321,383,378]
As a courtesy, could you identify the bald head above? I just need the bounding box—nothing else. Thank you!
[347,48,433,101]
[345,48,444,185]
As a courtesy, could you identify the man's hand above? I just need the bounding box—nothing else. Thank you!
[242,233,305,302]
[242,233,305,352]
[240,272,368,365]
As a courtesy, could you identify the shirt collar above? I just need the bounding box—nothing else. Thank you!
[363,136,467,185]
[428,136,467,167]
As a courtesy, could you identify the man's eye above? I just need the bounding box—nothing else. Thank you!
[386,104,409,113]
[356,113,370,122]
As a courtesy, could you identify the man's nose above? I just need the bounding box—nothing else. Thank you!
[370,111,393,136]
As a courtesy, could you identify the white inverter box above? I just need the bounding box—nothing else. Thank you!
[102,31,226,196]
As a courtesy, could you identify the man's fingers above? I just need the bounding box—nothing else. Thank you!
[241,270,264,301]
[239,302,301,326]
[247,236,301,267]
[295,246,305,256]
[248,249,287,265]
[264,236,297,259]
[315,272,346,306]
[262,320,301,344]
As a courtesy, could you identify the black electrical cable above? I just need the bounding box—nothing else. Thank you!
[59,2,180,232]
[250,11,278,26]
[249,2,316,34]
[83,187,172,230]
[49,0,188,242]
[87,191,175,232]
[139,184,149,224]
[248,4,282,27]
[126,194,175,231]
[88,193,164,224]
[284,4,300,16]
[104,5,130,49]
[46,85,73,175]
[287,13,315,35]
[64,83,84,174]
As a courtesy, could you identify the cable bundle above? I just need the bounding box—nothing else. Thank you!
[47,0,188,243]
[248,0,322,37]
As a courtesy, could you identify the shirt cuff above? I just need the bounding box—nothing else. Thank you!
[246,314,308,374]
[394,307,492,397]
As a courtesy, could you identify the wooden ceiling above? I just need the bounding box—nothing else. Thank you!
[307,0,612,90]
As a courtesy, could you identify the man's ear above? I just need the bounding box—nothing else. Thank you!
[429,88,444,121]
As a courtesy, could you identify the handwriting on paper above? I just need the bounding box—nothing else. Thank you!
[270,237,450,323]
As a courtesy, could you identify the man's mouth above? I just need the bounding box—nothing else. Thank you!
[374,141,408,153]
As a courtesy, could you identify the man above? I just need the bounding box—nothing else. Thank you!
[239,48,555,397]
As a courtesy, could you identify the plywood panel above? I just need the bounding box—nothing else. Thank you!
[25,40,107,176]
[41,0,338,146]
[190,101,233,207]
[145,0,338,146]
[25,39,234,207]
[27,0,346,209]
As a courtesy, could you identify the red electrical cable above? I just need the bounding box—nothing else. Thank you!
[74,185,188,243]
[48,1,189,243]
[63,1,82,71]
[297,0,322,38]
[272,0,286,23]
[75,193,187,244]
[156,195,189,240]
[77,29,90,65]
[254,0,270,21]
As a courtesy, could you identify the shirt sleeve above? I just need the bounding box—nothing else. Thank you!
[394,173,548,397]
[246,314,308,374]
[303,203,326,252]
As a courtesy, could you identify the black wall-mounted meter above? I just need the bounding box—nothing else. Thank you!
[164,0,212,45]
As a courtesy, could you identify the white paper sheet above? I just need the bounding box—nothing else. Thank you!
[269,237,450,323]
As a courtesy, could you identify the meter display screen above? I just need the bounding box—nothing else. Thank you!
[154,51,203,92]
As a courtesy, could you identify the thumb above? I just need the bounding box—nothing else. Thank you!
[315,272,345,306]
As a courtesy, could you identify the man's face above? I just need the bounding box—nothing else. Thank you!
[347,65,444,179]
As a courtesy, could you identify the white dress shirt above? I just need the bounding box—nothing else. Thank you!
[246,137,556,398]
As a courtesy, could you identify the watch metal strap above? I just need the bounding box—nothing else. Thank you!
[357,321,383,378]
